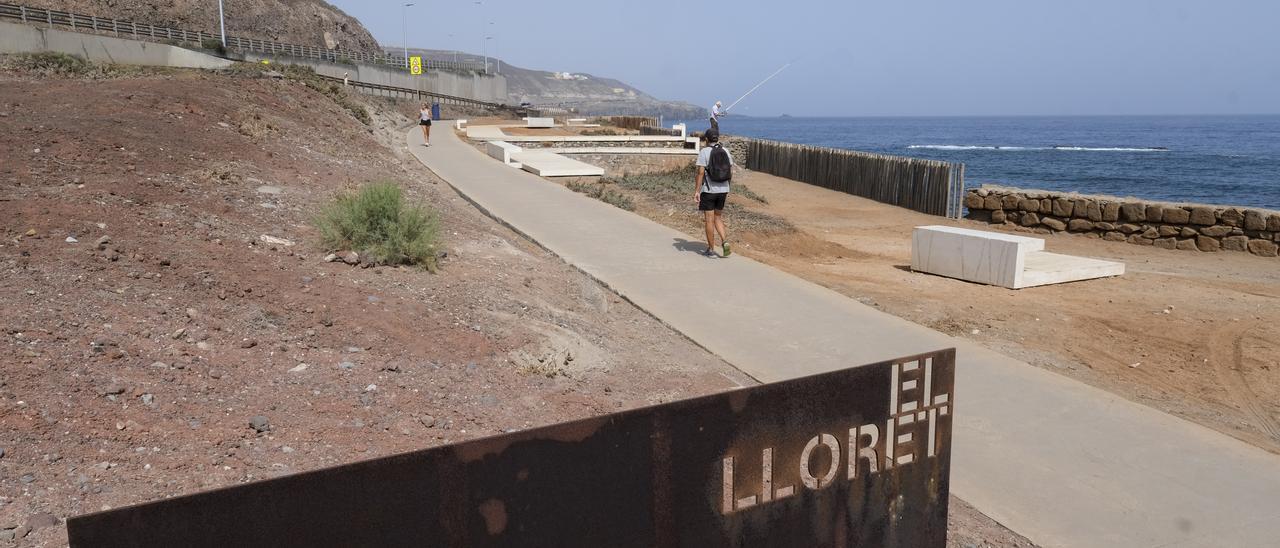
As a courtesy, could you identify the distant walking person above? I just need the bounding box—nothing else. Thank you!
[709,100,724,131]
[419,103,432,146]
[693,129,734,258]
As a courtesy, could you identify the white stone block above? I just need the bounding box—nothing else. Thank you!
[526,117,555,128]
[485,141,523,168]
[454,119,468,130]
[672,123,687,138]
[911,225,1122,289]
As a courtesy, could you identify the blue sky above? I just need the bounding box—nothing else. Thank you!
[330,0,1279,117]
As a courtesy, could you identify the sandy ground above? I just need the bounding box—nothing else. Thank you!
[598,162,1280,457]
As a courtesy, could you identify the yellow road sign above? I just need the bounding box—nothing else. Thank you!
[409,56,423,75]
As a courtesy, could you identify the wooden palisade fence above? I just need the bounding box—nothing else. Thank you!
[745,139,965,218]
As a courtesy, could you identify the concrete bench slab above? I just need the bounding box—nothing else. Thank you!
[455,119,468,130]
[525,117,555,128]
[911,225,1123,289]
[485,141,524,169]
[513,151,605,177]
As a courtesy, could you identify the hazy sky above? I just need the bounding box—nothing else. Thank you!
[330,0,1279,117]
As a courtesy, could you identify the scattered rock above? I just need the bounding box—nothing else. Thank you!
[140,393,155,406]
[65,236,79,243]
[338,361,356,371]
[258,234,296,247]
[288,363,309,373]
[323,253,339,263]
[24,228,37,237]
[149,361,169,369]
[20,473,36,484]
[95,235,112,250]
[98,382,127,396]
[249,415,271,433]
[339,251,360,265]
[239,339,258,349]
[171,328,186,340]
[25,512,59,531]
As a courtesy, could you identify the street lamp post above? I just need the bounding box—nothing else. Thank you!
[484,36,492,74]
[474,1,486,74]
[402,3,415,68]
[217,0,226,48]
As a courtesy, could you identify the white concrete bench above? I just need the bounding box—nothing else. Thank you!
[566,118,588,126]
[672,123,687,138]
[525,117,555,128]
[485,141,523,169]
[911,225,1124,289]
[454,119,468,130]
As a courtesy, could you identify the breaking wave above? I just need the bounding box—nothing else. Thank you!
[907,145,1169,152]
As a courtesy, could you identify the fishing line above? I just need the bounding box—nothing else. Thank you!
[725,61,794,112]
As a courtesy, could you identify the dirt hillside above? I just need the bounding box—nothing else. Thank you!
[19,0,380,53]
[0,62,747,545]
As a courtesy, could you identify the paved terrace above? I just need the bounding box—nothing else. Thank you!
[407,127,1280,547]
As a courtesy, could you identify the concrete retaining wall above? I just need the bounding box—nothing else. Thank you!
[964,186,1280,258]
[241,54,507,104]
[0,20,233,69]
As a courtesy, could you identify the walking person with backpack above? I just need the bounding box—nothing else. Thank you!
[693,129,735,258]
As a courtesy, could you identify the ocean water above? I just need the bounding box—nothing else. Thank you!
[679,116,1280,210]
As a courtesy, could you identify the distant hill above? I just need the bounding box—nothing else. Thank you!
[22,0,381,53]
[404,49,704,119]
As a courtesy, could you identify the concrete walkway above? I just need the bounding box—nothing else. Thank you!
[408,128,1280,547]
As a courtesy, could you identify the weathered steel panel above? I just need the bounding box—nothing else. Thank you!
[68,349,956,547]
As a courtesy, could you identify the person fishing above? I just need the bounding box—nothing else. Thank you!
[693,129,734,258]
[709,100,724,131]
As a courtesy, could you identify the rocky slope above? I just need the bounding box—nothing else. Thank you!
[20,0,380,53]
[407,48,704,119]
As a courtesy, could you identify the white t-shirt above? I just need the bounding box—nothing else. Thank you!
[696,144,734,194]
[711,103,723,118]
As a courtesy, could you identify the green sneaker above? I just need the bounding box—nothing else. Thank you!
[722,242,732,257]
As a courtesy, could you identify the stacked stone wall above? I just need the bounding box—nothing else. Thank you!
[964,187,1280,258]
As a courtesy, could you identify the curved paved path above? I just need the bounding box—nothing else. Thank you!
[408,127,1280,547]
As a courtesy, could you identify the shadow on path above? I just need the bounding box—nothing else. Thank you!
[673,238,713,255]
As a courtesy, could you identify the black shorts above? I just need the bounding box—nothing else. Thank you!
[420,119,432,126]
[698,192,727,211]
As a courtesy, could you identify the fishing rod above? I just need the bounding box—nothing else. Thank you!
[724,62,793,112]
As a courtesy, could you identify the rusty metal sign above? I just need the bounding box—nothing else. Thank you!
[68,349,955,547]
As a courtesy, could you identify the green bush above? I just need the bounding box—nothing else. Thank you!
[200,39,228,55]
[607,164,768,203]
[566,180,635,211]
[12,52,90,75]
[315,183,441,270]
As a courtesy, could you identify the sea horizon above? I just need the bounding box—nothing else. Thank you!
[677,114,1280,210]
